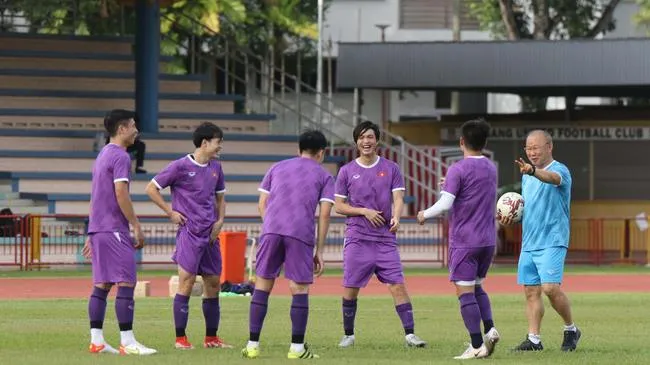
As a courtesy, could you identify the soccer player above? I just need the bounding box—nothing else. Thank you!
[82,109,157,355]
[503,130,581,352]
[334,121,427,349]
[145,122,231,350]
[416,118,500,359]
[241,130,335,360]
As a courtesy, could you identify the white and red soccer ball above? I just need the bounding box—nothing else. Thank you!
[496,192,524,223]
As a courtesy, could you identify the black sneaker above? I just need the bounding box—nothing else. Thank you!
[561,328,581,352]
[512,336,544,351]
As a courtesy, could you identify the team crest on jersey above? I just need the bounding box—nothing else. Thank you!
[212,172,217,177]
[377,171,386,177]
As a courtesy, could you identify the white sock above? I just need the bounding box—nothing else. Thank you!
[528,333,541,344]
[120,330,136,346]
[290,343,305,353]
[564,323,577,332]
[90,328,104,344]
[247,341,260,349]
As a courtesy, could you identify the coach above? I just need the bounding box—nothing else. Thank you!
[501,130,581,353]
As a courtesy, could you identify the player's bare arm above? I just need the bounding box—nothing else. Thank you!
[82,201,92,258]
[258,192,269,222]
[390,189,404,232]
[115,181,144,249]
[315,201,333,277]
[334,196,385,227]
[515,158,561,185]
[211,192,226,243]
[144,181,187,225]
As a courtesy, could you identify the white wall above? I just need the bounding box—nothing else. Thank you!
[322,0,492,120]
[322,0,491,57]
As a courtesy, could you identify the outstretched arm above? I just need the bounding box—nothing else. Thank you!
[417,192,455,224]
[515,158,561,185]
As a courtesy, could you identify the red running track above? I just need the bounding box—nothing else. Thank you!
[1,273,649,299]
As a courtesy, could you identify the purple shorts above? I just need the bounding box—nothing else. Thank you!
[90,231,137,285]
[343,237,404,288]
[255,234,314,284]
[448,246,496,285]
[172,227,222,277]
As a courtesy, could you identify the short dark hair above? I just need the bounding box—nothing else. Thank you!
[104,109,137,137]
[193,122,224,147]
[461,118,490,151]
[353,121,380,142]
[299,129,328,154]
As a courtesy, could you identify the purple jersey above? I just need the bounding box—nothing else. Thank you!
[152,155,226,236]
[88,144,132,234]
[335,157,405,240]
[443,156,498,248]
[259,157,335,245]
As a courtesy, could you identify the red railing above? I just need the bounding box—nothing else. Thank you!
[5,214,448,271]
[495,218,649,266]
[0,215,26,269]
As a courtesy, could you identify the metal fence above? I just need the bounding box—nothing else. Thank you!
[496,218,650,266]
[0,214,448,271]
[2,215,648,271]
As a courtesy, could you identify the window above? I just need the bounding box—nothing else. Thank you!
[399,0,480,30]
[435,90,452,109]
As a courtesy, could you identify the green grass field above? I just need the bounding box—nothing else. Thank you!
[0,292,647,364]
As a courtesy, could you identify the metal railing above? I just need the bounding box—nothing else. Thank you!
[0,214,448,270]
[3,213,649,270]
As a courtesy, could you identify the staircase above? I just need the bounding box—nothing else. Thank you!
[0,31,350,216]
[163,11,446,214]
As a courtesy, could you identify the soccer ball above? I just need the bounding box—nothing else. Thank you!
[496,192,524,223]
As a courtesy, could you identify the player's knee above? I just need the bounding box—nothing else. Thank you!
[95,283,113,291]
[203,278,220,294]
[288,280,309,295]
[177,277,197,295]
[388,283,408,299]
[541,283,561,297]
[343,287,360,301]
[524,285,542,300]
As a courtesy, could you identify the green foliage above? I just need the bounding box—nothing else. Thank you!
[6,0,126,35]
[467,0,619,40]
[467,1,532,40]
[634,0,650,32]
[466,0,621,111]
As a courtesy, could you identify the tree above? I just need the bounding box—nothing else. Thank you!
[4,0,328,74]
[634,0,650,29]
[468,0,623,112]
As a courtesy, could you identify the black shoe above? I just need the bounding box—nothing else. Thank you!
[512,337,543,351]
[561,328,581,352]
[135,168,147,174]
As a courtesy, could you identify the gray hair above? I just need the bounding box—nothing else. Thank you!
[526,129,553,145]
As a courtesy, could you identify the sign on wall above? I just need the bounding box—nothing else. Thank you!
[441,126,650,141]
